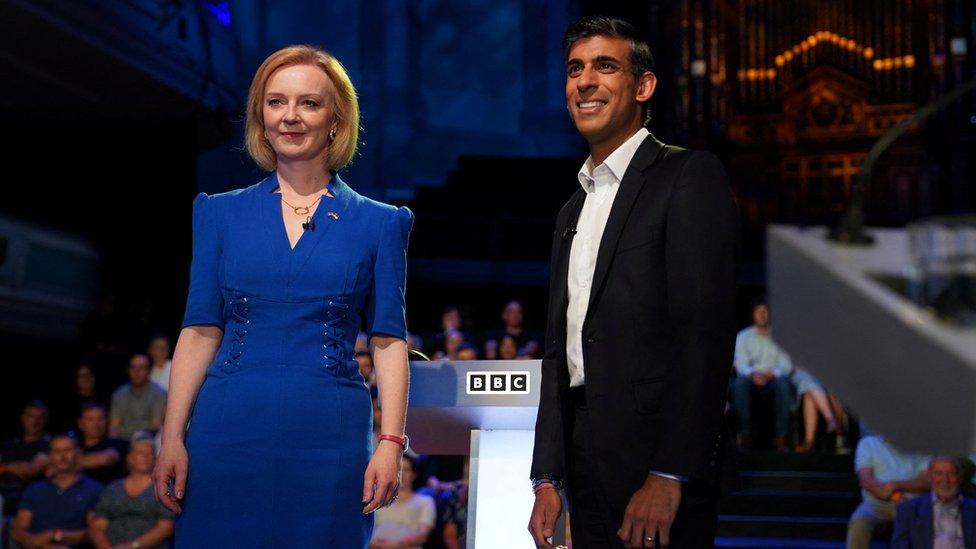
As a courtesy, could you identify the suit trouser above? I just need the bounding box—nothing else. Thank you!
[846,499,895,549]
[566,387,719,548]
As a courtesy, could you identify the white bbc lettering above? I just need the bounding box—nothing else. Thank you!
[512,375,526,390]
[466,372,531,395]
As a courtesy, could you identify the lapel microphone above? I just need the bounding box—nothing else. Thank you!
[562,226,577,238]
[302,216,316,231]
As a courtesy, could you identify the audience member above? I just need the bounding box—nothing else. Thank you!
[146,334,172,391]
[11,433,102,548]
[432,329,466,361]
[406,332,424,356]
[456,346,478,361]
[440,458,469,549]
[53,363,106,433]
[0,400,52,515]
[497,334,519,361]
[730,298,795,451]
[77,403,128,485]
[793,366,849,453]
[891,456,976,548]
[356,332,376,384]
[427,305,470,358]
[88,432,175,549]
[371,389,382,453]
[109,354,166,440]
[848,434,932,548]
[370,454,436,549]
[482,301,540,359]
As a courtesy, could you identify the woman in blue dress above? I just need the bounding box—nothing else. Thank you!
[152,45,413,547]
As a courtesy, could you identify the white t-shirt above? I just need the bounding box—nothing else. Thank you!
[370,492,436,548]
[149,360,172,391]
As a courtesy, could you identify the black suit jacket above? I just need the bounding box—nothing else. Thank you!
[530,134,739,511]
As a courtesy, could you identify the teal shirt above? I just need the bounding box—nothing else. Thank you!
[733,326,793,377]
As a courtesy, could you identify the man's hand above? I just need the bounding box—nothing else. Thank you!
[527,487,562,548]
[618,475,681,548]
[871,482,896,501]
[750,372,768,387]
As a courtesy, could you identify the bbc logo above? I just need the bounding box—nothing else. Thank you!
[466,371,530,395]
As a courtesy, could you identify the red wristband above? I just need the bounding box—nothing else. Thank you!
[378,434,409,451]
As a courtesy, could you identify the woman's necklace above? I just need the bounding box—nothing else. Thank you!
[279,188,328,216]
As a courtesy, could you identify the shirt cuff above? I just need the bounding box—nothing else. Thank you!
[531,476,565,491]
[649,470,687,482]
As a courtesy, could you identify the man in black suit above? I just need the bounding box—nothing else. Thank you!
[527,16,738,549]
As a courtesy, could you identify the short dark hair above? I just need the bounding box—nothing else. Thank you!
[23,399,48,415]
[402,453,424,490]
[563,16,656,125]
[51,431,79,447]
[750,295,767,312]
[79,401,107,417]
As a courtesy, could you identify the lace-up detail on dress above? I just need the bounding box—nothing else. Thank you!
[222,296,250,373]
[322,296,351,374]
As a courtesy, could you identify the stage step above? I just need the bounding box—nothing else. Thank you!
[716,514,849,540]
[716,451,864,546]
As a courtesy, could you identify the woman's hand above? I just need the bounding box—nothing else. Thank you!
[362,441,402,514]
[153,441,188,513]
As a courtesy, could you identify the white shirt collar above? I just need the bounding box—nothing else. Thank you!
[932,491,963,507]
[577,127,650,191]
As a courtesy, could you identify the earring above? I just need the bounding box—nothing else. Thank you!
[329,128,337,141]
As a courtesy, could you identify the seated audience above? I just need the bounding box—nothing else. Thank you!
[792,366,849,453]
[77,403,128,485]
[730,297,795,451]
[427,305,472,358]
[891,456,976,549]
[848,433,932,549]
[456,345,478,360]
[440,459,469,549]
[109,354,166,440]
[370,454,436,549]
[406,332,424,356]
[371,389,382,453]
[11,433,102,548]
[432,329,466,361]
[497,334,519,361]
[482,300,540,359]
[53,363,106,433]
[356,332,376,384]
[88,432,174,549]
[1,400,52,515]
[146,334,173,391]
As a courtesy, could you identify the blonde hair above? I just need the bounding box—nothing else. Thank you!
[245,45,359,172]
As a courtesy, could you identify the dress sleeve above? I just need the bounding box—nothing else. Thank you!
[365,206,414,340]
[181,192,224,329]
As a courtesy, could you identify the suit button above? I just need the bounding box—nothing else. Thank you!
[586,338,595,344]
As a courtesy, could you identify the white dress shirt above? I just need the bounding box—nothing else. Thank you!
[933,493,965,549]
[566,127,649,388]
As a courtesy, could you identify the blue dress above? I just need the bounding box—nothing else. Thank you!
[175,173,412,547]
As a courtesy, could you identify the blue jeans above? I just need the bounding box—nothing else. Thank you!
[731,375,796,437]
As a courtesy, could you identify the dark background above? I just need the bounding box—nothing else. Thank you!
[1,0,974,435]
